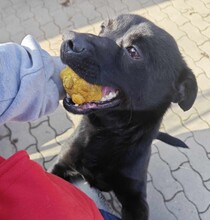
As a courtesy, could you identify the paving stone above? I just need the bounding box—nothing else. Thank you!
[183,55,203,77]
[95,5,116,20]
[154,140,188,171]
[187,13,210,31]
[51,9,73,31]
[200,207,210,220]
[179,137,210,181]
[0,0,12,8]
[193,92,210,125]
[202,26,210,39]
[151,144,158,154]
[173,162,210,212]
[89,0,107,8]
[49,105,73,135]
[77,1,101,22]
[199,41,210,59]
[196,57,210,79]
[147,182,177,220]
[0,136,16,158]
[6,21,25,37]
[30,121,56,147]
[180,22,208,46]
[147,4,167,22]
[30,122,61,166]
[121,0,142,12]
[16,5,34,22]
[30,116,49,128]
[41,21,60,38]
[10,32,26,44]
[147,172,152,182]
[0,125,9,138]
[106,0,128,13]
[171,0,192,13]
[71,13,89,29]
[27,144,45,166]
[178,36,202,62]
[148,153,182,200]
[185,0,210,17]
[25,0,44,10]
[158,18,185,40]
[162,5,189,26]
[43,154,59,171]
[162,108,192,137]
[1,6,16,19]
[21,18,41,34]
[193,130,210,154]
[166,191,200,220]
[43,0,61,13]
[33,7,52,26]
[6,122,36,150]
[204,179,210,191]
[153,0,171,9]
[181,108,209,132]
[55,127,72,146]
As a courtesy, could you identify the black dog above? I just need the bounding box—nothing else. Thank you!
[52,14,197,220]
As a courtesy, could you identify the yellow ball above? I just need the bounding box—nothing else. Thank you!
[60,66,102,105]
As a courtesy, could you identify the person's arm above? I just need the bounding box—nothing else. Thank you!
[0,35,66,125]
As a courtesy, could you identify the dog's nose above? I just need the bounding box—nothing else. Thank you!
[63,31,85,53]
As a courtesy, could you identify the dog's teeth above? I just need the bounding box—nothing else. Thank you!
[100,91,118,102]
[101,97,106,102]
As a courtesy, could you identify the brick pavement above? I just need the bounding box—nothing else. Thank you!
[0,0,210,219]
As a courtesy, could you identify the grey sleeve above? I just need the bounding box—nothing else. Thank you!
[0,35,66,125]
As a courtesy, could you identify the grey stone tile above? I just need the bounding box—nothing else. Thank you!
[30,121,56,148]
[204,180,210,191]
[148,153,182,200]
[180,22,208,46]
[41,21,60,38]
[0,125,10,138]
[0,136,16,158]
[77,1,101,22]
[185,0,210,17]
[6,122,36,150]
[166,192,200,220]
[154,140,188,171]
[178,36,202,62]
[200,207,210,220]
[49,106,73,136]
[179,137,210,181]
[162,5,189,26]
[27,144,45,167]
[147,182,177,220]
[95,5,116,20]
[173,163,210,212]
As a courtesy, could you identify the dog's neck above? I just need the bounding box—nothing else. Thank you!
[86,110,164,148]
[88,108,166,130]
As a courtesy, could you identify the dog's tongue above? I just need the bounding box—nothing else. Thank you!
[102,86,117,96]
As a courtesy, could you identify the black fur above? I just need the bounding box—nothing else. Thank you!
[52,14,197,220]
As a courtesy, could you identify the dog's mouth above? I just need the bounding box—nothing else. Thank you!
[63,85,121,114]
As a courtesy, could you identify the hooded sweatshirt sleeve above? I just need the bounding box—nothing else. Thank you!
[0,35,66,125]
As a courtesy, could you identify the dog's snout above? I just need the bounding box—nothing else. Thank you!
[63,31,86,53]
[66,39,85,53]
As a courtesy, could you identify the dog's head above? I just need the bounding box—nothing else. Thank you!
[61,14,197,114]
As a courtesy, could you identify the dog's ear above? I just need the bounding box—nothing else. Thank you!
[172,67,197,111]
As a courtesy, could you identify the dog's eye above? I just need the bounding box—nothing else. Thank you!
[126,46,141,59]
